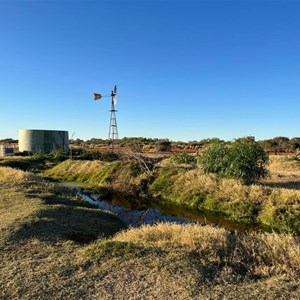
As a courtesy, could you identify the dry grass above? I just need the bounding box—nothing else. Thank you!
[113,223,300,278]
[85,223,300,299]
[114,222,228,252]
[263,155,300,190]
[1,167,300,299]
[268,155,300,173]
[0,166,37,182]
[44,160,106,183]
[0,167,125,299]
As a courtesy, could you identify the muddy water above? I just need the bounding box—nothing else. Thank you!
[57,182,266,232]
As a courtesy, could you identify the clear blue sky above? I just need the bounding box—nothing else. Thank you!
[1,0,300,141]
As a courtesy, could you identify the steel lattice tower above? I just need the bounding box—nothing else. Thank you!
[94,85,119,150]
[109,87,119,140]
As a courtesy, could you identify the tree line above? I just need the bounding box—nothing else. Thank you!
[73,136,300,154]
[2,136,300,154]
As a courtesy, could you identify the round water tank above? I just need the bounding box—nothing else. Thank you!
[19,129,69,154]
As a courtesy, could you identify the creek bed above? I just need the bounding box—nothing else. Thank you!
[56,181,267,232]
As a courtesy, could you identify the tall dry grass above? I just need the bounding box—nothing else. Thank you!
[268,155,300,173]
[44,160,105,182]
[113,223,300,279]
[0,166,37,182]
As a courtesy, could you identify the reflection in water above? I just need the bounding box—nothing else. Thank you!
[56,181,266,232]
[77,190,265,233]
[77,192,191,227]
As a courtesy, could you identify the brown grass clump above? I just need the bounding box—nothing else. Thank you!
[114,222,227,252]
[175,169,218,195]
[84,223,300,299]
[0,166,37,182]
[217,179,267,206]
[263,155,300,190]
[268,155,300,173]
[44,160,105,182]
[113,223,300,279]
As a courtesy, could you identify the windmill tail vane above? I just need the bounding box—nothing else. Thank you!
[94,93,102,100]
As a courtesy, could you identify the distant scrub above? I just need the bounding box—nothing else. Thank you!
[71,150,120,162]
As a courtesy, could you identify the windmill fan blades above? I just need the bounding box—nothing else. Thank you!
[113,96,117,105]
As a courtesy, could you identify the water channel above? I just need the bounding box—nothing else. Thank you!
[56,181,267,233]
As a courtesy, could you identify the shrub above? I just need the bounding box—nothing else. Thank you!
[100,151,120,162]
[47,149,68,162]
[31,152,46,161]
[156,139,171,152]
[0,159,33,171]
[74,149,102,160]
[71,150,119,161]
[199,138,269,185]
[14,151,29,157]
[172,153,197,165]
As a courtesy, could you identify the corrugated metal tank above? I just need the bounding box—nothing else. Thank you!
[19,129,69,154]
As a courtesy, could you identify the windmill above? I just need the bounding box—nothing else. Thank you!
[94,85,119,150]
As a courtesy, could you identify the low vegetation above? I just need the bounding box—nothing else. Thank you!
[0,167,125,299]
[1,166,300,299]
[84,224,300,299]
[0,156,45,171]
[172,152,197,165]
[44,158,154,198]
[44,153,300,234]
[199,138,268,184]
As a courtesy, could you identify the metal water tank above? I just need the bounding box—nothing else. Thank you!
[19,129,69,154]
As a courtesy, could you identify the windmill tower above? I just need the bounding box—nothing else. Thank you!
[109,85,118,141]
[94,85,119,150]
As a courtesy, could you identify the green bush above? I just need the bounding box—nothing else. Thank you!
[172,153,197,165]
[149,168,178,197]
[100,151,120,162]
[71,150,119,161]
[74,149,102,160]
[47,149,68,162]
[32,151,47,161]
[199,138,269,185]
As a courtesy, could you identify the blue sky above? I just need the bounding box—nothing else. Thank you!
[0,0,300,141]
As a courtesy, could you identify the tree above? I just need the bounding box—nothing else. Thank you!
[272,136,290,153]
[156,139,172,152]
[199,138,269,185]
[289,137,300,152]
